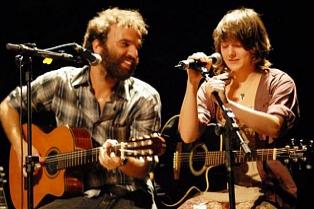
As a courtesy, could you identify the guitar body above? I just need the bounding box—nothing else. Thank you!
[9,124,92,209]
[156,121,310,208]
[155,115,225,208]
[155,140,227,208]
[9,124,165,209]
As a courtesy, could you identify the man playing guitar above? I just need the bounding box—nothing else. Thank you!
[0,7,162,209]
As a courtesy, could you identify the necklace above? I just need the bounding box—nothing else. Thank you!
[240,93,245,101]
[235,72,262,104]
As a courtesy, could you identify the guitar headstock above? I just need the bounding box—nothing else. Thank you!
[0,166,8,208]
[0,166,6,187]
[112,133,166,161]
[280,139,313,169]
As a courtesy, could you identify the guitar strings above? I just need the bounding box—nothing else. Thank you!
[43,144,156,167]
[174,148,302,163]
[43,136,159,163]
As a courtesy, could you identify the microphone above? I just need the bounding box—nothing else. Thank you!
[73,43,102,65]
[175,52,222,70]
[6,43,75,61]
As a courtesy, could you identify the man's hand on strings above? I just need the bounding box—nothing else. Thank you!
[99,139,125,170]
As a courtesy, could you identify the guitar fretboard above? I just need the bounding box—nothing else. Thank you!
[174,146,306,168]
[205,148,279,166]
[43,135,163,171]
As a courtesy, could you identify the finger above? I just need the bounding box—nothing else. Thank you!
[23,169,27,177]
[107,139,118,145]
[101,146,107,158]
[110,152,117,158]
[33,163,41,175]
[188,52,207,61]
[98,147,107,166]
[213,73,228,81]
[34,163,41,170]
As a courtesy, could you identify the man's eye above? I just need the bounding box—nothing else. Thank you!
[121,42,129,47]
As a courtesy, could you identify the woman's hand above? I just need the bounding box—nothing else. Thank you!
[185,52,214,86]
[205,72,230,104]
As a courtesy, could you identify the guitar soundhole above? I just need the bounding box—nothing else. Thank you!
[189,143,208,176]
[191,145,206,170]
[45,150,58,176]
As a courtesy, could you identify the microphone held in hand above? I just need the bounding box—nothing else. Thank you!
[73,43,102,66]
[175,52,222,70]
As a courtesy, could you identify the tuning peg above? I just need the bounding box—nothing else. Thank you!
[154,155,159,163]
[301,156,308,163]
[306,164,312,170]
[292,157,298,163]
[284,158,290,164]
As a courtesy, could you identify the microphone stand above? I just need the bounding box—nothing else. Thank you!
[8,43,79,209]
[200,67,251,209]
[15,54,38,209]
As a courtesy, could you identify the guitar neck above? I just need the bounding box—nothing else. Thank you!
[235,148,279,162]
[173,143,307,180]
[44,145,130,170]
[44,136,164,170]
[205,147,290,166]
[175,147,295,167]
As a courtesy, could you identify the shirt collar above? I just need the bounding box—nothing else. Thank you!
[71,65,90,87]
[115,78,134,101]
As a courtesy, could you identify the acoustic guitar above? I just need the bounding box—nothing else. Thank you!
[157,141,310,208]
[9,124,165,209]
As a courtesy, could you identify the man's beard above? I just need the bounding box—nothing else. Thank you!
[103,46,137,81]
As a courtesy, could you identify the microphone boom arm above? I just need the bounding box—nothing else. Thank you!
[6,43,75,61]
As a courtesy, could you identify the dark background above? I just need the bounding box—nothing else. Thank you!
[0,0,313,208]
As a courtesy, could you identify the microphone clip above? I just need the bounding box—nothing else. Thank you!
[73,43,102,66]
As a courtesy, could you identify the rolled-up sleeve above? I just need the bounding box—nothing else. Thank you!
[267,72,300,133]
